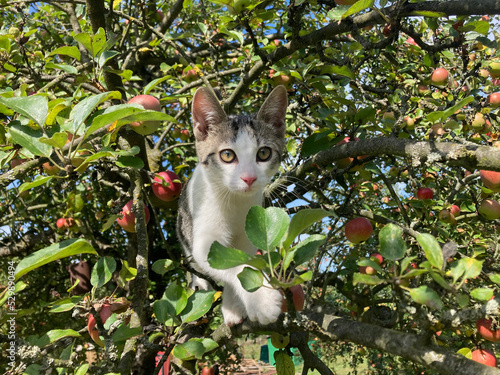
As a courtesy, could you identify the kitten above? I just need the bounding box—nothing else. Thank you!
[176,86,288,326]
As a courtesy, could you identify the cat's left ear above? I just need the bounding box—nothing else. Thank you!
[257,85,288,137]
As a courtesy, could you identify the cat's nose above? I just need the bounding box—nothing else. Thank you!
[241,176,257,187]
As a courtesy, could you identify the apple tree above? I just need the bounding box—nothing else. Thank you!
[2,0,500,374]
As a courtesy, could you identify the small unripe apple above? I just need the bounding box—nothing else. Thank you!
[183,69,198,83]
[116,200,151,233]
[360,266,377,275]
[478,199,500,220]
[480,170,500,192]
[152,171,182,202]
[489,60,500,78]
[430,68,449,86]
[270,332,290,349]
[345,217,373,244]
[472,113,486,132]
[416,187,434,200]
[128,95,162,135]
[471,348,497,367]
[438,209,456,224]
[403,116,415,130]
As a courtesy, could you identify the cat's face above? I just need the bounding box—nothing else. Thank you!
[191,86,288,196]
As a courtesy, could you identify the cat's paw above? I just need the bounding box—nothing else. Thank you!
[222,307,245,327]
[245,287,283,325]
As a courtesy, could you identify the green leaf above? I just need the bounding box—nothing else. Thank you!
[379,224,406,261]
[117,260,137,288]
[416,233,444,270]
[34,329,81,347]
[152,259,175,275]
[67,91,122,136]
[111,324,142,343]
[208,241,250,269]
[283,208,331,248]
[9,122,53,156]
[237,267,263,292]
[19,175,53,193]
[321,65,355,80]
[488,273,500,286]
[74,28,106,57]
[470,288,494,301]
[48,296,83,313]
[274,350,295,375]
[39,132,68,149]
[115,155,144,169]
[154,282,188,325]
[353,272,384,285]
[290,234,326,266]
[408,286,444,310]
[451,258,483,284]
[98,50,119,67]
[180,290,215,323]
[49,46,81,61]
[301,130,337,157]
[245,206,289,251]
[173,338,218,361]
[342,0,374,18]
[75,364,89,375]
[90,256,117,288]
[15,239,97,280]
[0,95,48,126]
[0,281,27,307]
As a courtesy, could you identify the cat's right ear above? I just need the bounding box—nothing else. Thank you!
[191,87,227,141]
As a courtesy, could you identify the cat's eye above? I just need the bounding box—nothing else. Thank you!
[220,149,236,163]
[257,147,272,162]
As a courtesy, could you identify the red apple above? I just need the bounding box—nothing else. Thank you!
[481,170,500,192]
[179,129,190,141]
[487,93,500,108]
[128,95,162,135]
[477,318,500,342]
[471,349,497,367]
[478,199,500,220]
[116,200,151,233]
[201,366,215,375]
[449,204,461,216]
[152,171,182,202]
[430,68,449,86]
[417,187,434,200]
[281,284,305,312]
[370,253,383,265]
[345,217,373,244]
[87,304,114,347]
[155,352,171,374]
[56,218,67,229]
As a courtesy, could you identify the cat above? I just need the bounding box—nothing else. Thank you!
[176,85,288,326]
